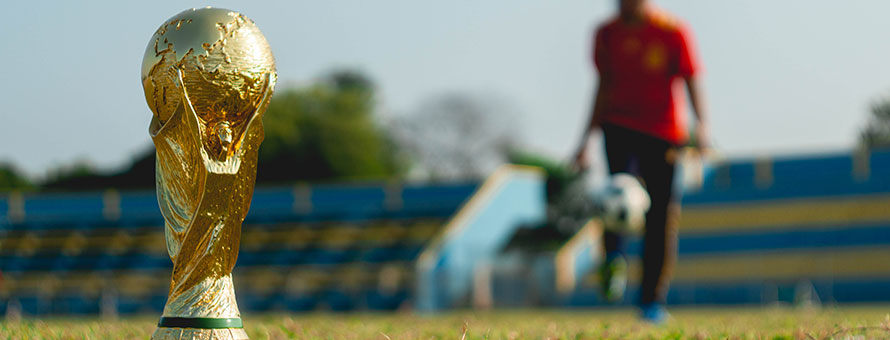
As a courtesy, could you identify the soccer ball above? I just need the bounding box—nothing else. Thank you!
[597,173,651,234]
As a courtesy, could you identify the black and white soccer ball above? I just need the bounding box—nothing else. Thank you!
[596,173,651,234]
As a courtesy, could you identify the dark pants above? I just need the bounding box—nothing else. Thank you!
[602,123,680,306]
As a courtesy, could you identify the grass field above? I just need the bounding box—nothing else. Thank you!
[2,305,890,339]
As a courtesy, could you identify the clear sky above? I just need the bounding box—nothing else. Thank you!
[2,0,889,177]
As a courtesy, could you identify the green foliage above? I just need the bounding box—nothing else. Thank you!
[40,150,156,191]
[40,159,121,191]
[860,96,890,149]
[0,163,32,191]
[257,70,405,182]
[44,160,100,183]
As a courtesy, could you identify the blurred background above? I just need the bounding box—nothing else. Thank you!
[2,0,890,317]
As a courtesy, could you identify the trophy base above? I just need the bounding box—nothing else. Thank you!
[151,327,249,340]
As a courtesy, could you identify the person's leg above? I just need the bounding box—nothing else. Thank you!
[600,124,634,255]
[598,124,638,303]
[637,139,680,307]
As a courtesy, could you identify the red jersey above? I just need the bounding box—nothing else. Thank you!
[593,10,700,144]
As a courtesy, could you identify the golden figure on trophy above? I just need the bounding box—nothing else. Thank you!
[141,7,276,340]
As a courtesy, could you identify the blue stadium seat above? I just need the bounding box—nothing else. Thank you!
[400,183,477,218]
[311,185,387,220]
[677,223,890,256]
[365,289,408,310]
[688,283,762,305]
[360,246,402,263]
[68,253,111,271]
[50,293,100,315]
[17,294,49,316]
[93,254,119,271]
[305,248,357,265]
[869,150,890,177]
[832,279,890,303]
[240,291,285,311]
[149,293,168,312]
[284,293,318,312]
[397,245,424,261]
[559,288,605,307]
[27,253,61,271]
[118,295,149,314]
[246,188,296,223]
[0,196,8,224]
[23,193,106,228]
[726,162,757,190]
[52,256,77,271]
[0,255,27,272]
[113,253,171,270]
[119,191,164,227]
[237,249,296,267]
[321,289,357,311]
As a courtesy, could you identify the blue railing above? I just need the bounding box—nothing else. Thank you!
[0,182,478,231]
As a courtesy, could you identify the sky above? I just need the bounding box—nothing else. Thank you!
[2,0,889,178]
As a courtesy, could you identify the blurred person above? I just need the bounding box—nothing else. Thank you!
[572,0,709,323]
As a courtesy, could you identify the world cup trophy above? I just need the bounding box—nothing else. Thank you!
[141,7,276,340]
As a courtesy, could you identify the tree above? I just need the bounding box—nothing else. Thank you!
[392,93,522,180]
[41,160,107,191]
[0,163,33,191]
[257,70,405,182]
[41,149,156,191]
[860,96,890,149]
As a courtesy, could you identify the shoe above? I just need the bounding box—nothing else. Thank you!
[598,252,627,303]
[639,303,670,324]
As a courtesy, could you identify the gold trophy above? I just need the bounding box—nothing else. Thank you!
[141,7,276,340]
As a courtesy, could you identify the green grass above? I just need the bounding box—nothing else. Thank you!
[2,306,890,339]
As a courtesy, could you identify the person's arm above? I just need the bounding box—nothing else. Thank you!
[684,75,709,150]
[675,20,708,151]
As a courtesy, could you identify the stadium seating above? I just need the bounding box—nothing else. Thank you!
[5,149,890,314]
[0,182,474,315]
